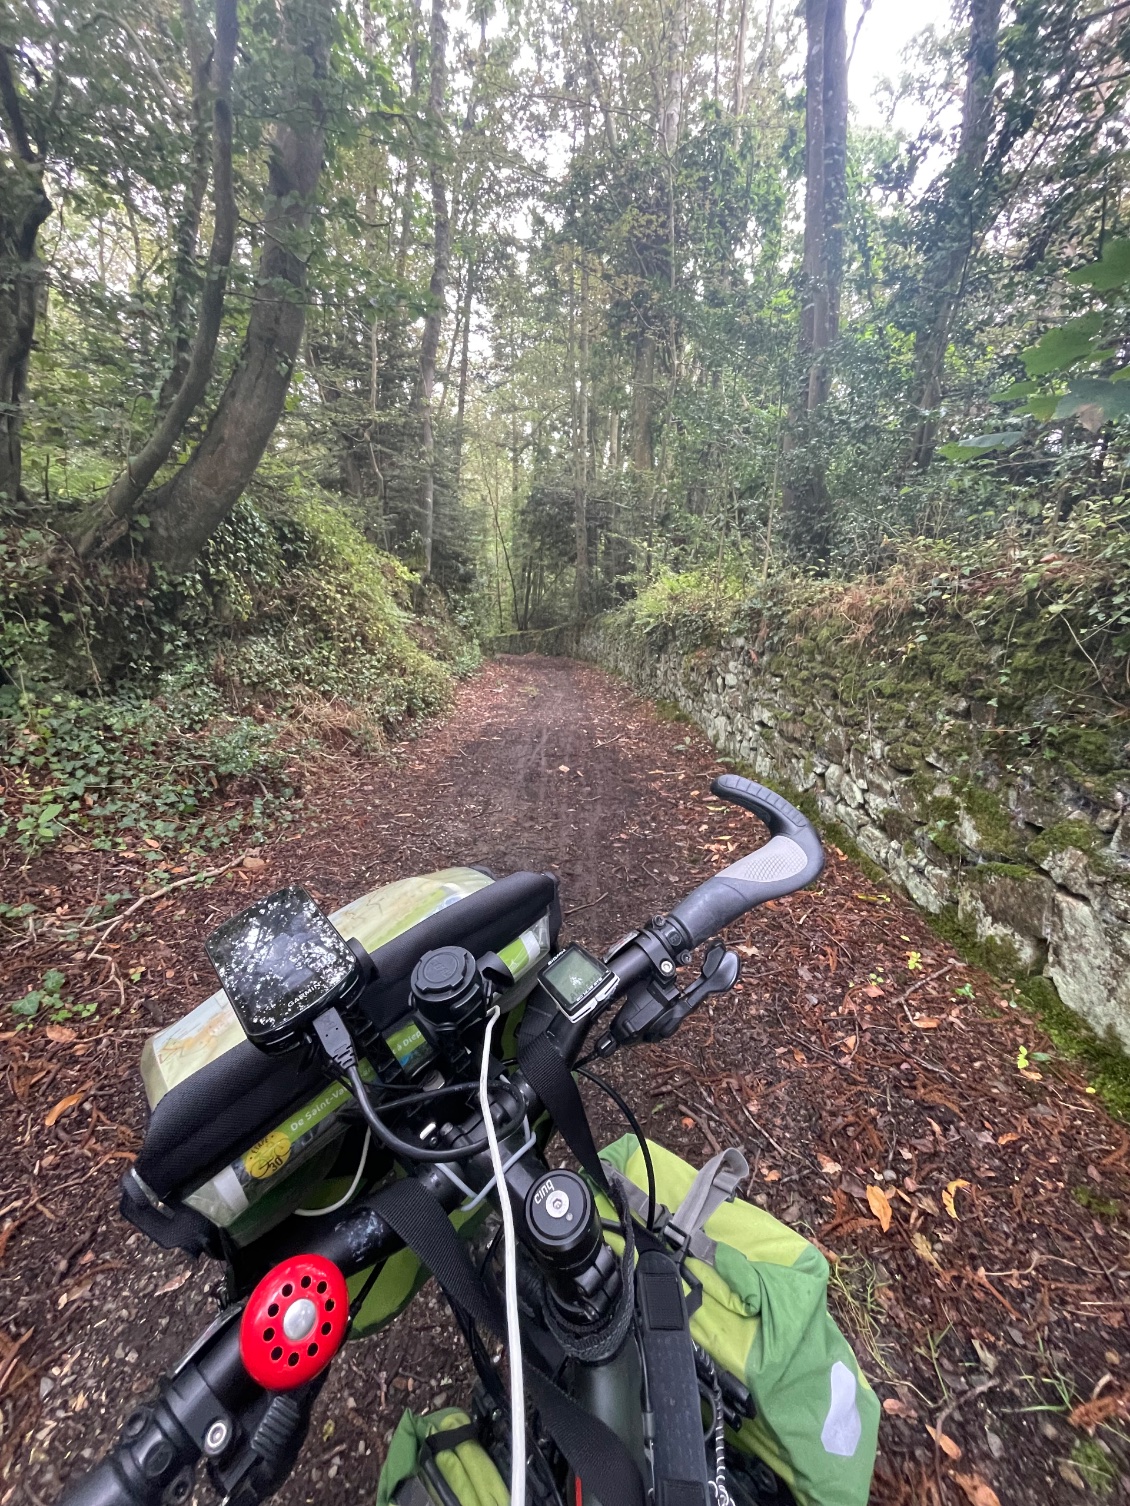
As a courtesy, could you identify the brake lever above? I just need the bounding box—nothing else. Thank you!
[645,943,740,1042]
[596,943,741,1055]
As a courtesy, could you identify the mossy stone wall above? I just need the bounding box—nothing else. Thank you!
[574,608,1130,1054]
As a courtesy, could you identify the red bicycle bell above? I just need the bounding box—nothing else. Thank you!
[239,1253,349,1390]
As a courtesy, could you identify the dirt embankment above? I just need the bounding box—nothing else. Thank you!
[2,656,1128,1506]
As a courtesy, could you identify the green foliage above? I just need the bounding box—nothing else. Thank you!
[0,491,459,856]
[7,967,95,1027]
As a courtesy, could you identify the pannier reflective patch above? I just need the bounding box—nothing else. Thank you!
[820,1362,862,1457]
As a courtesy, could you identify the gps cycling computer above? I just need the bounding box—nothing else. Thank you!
[539,943,618,1023]
[206,886,359,1052]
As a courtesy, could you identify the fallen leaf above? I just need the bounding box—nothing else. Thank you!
[143,838,162,850]
[1068,1387,1130,1433]
[792,1048,807,1064]
[926,1425,962,1460]
[942,1179,971,1220]
[882,1397,916,1418]
[817,1154,842,1176]
[866,1184,893,1232]
[912,1017,940,1029]
[46,1024,76,1044]
[155,1269,193,1296]
[45,1090,86,1128]
[863,984,884,998]
[840,1034,857,1052]
[242,855,266,871]
[762,1168,781,1183]
[952,1471,1001,1506]
[1018,1067,1043,1081]
[911,1231,942,1269]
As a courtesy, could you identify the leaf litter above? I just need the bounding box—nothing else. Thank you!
[1,655,1128,1506]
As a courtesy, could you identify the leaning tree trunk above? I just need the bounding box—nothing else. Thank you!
[0,48,52,506]
[70,0,238,559]
[417,0,450,578]
[780,0,847,571]
[157,0,215,413]
[142,8,328,571]
[907,0,1001,469]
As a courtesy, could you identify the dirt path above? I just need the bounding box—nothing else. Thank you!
[3,656,1129,1506]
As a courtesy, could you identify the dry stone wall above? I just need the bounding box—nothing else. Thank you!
[571,613,1130,1054]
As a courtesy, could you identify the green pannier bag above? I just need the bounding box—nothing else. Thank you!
[376,1136,878,1506]
[597,1135,878,1506]
[377,1408,508,1506]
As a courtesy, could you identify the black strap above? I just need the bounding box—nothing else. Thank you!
[423,1423,480,1455]
[370,1177,645,1506]
[518,1030,609,1194]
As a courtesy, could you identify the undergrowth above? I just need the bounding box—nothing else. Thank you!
[1,486,468,856]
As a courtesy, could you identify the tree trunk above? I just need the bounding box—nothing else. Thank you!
[157,0,215,412]
[0,47,53,505]
[733,0,749,114]
[574,249,590,609]
[780,0,847,570]
[452,256,474,492]
[142,2,328,570]
[907,0,1001,469]
[631,329,656,473]
[71,0,238,558]
[417,0,450,578]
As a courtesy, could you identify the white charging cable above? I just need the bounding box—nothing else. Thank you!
[294,1127,371,1217]
[480,1004,526,1506]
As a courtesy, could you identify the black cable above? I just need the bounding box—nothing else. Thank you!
[345,1062,528,1165]
[575,1066,657,1232]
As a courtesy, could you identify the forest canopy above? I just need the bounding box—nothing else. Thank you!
[0,0,1127,660]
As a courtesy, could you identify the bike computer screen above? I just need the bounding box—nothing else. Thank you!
[206,886,358,1050]
[539,943,616,1023]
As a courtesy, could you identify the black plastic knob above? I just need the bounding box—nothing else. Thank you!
[409,947,483,1039]
[524,1171,601,1276]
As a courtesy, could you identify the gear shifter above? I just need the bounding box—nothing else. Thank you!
[596,942,741,1054]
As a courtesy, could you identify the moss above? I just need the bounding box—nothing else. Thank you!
[1015,975,1130,1122]
[957,782,1024,857]
[1070,1440,1118,1497]
[1027,819,1101,864]
[1049,725,1119,775]
[654,699,692,725]
[967,861,1035,881]
[1073,1186,1124,1220]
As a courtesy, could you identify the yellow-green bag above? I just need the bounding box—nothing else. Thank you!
[376,1408,508,1506]
[598,1135,878,1506]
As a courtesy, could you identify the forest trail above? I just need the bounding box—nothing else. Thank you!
[5,657,1129,1506]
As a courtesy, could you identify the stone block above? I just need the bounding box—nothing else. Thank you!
[1047,892,1130,1052]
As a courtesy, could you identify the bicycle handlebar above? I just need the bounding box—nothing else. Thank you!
[667,776,823,947]
[58,776,823,1506]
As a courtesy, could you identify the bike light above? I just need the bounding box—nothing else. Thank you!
[239,1253,349,1390]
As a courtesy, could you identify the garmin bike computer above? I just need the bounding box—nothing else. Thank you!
[206,886,359,1053]
[539,943,618,1023]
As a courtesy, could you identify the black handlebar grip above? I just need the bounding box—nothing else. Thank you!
[668,776,824,948]
[56,1400,196,1506]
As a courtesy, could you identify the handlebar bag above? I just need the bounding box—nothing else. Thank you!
[597,1135,879,1506]
[122,867,560,1258]
[377,1407,508,1506]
